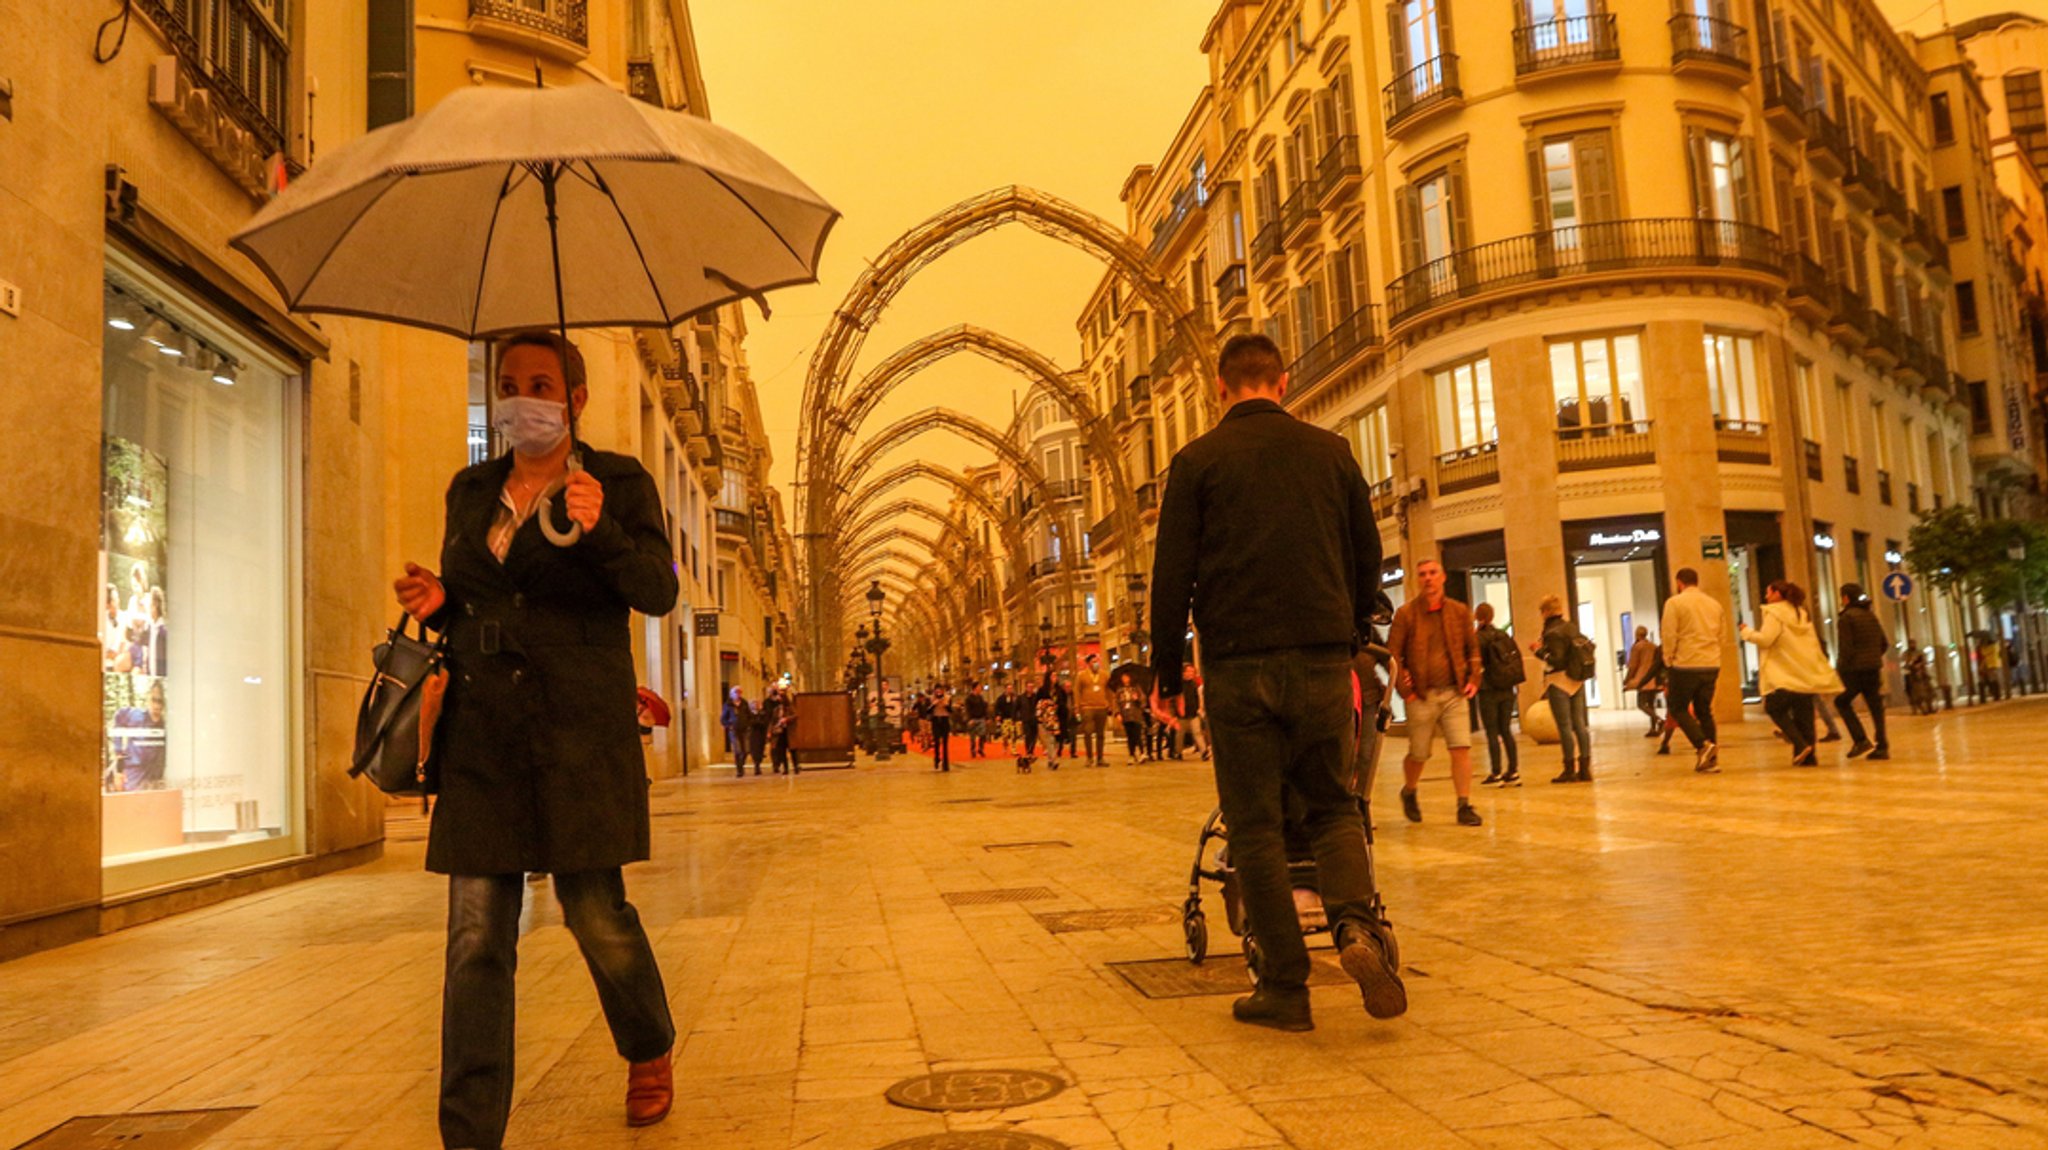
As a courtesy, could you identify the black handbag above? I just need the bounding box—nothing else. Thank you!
[350,614,448,797]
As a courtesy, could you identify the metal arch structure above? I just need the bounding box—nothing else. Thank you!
[837,500,1011,658]
[794,186,1222,688]
[838,460,1033,650]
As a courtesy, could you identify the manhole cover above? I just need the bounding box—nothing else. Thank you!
[875,1134,1069,1150]
[15,1109,253,1150]
[981,840,1071,851]
[883,1069,1068,1112]
[1034,907,1179,933]
[941,887,1057,906]
[1107,953,1351,999]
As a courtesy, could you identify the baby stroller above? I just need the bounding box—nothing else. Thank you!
[1180,638,1395,985]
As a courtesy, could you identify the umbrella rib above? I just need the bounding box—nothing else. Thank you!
[285,176,408,311]
[466,165,523,339]
[585,162,674,325]
[703,169,807,267]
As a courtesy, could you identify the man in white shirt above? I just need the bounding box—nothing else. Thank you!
[1660,567,1729,773]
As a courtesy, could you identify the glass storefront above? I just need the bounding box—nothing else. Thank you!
[100,253,300,891]
[1564,517,1668,711]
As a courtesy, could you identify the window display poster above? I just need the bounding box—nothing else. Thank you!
[101,435,169,794]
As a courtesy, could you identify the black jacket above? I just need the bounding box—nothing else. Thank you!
[1149,398,1381,696]
[424,445,678,876]
[1836,602,1892,672]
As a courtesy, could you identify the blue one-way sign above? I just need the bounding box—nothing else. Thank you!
[1881,572,1914,602]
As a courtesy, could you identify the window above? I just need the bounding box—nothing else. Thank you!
[1872,400,1891,471]
[1703,332,1764,425]
[1969,379,1992,435]
[1402,0,1448,68]
[1286,13,1307,66]
[1252,61,1273,107]
[1941,185,1966,239]
[1930,91,1954,145]
[2005,72,2048,178]
[1957,281,1979,336]
[1688,129,1754,223]
[1795,357,1823,444]
[1548,332,1645,434]
[1432,356,1497,453]
[718,466,746,510]
[1354,405,1394,485]
[1530,130,1618,244]
[1398,166,1467,274]
[367,0,413,130]
[1836,378,1860,455]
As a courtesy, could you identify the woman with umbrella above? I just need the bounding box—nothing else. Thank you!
[394,332,680,1144]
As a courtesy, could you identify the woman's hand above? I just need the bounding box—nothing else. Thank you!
[563,469,604,532]
[395,562,446,623]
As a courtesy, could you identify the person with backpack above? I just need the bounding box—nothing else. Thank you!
[1532,595,1595,783]
[1473,602,1524,787]
[1832,583,1891,760]
[1622,625,1664,737]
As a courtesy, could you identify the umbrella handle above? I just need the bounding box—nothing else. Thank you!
[537,451,585,547]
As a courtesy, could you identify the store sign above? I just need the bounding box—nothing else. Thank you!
[694,610,720,637]
[2007,383,2029,453]
[148,57,280,200]
[1589,529,1662,547]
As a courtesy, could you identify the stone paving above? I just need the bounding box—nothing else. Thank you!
[4,700,2048,1149]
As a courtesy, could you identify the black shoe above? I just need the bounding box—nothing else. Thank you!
[1337,928,1408,1019]
[1865,747,1890,760]
[1399,789,1422,823]
[1456,802,1483,827]
[1480,770,1503,786]
[1574,758,1592,783]
[1695,742,1720,773]
[1792,746,1818,766]
[1655,743,1672,756]
[1231,985,1313,1032]
[1819,732,1843,743]
[1847,741,1874,759]
[1643,728,1660,738]
[1499,769,1521,787]
[1551,767,1576,784]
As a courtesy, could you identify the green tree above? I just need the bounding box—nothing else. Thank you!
[1904,506,2048,613]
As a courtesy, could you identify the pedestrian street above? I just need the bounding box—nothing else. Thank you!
[3,699,2047,1150]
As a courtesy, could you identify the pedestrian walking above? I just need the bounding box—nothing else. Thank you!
[1472,602,1523,787]
[1905,648,1938,715]
[928,684,954,772]
[1980,636,2006,701]
[762,685,795,774]
[1832,583,1892,760]
[994,686,1019,752]
[1660,567,1730,773]
[1054,674,1078,761]
[390,331,676,1147]
[1532,596,1595,783]
[1149,332,1405,1031]
[1741,580,1844,766]
[1075,654,1113,766]
[1117,681,1150,761]
[1623,625,1663,737]
[1388,558,1485,826]
[722,686,759,777]
[964,683,990,758]
[1178,667,1210,759]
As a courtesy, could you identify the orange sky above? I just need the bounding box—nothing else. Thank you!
[692,0,1220,503]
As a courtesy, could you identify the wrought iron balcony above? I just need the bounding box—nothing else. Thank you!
[1714,419,1772,464]
[1136,481,1161,514]
[1251,219,1285,274]
[1317,135,1362,207]
[1435,442,1501,494]
[1215,262,1249,314]
[1286,305,1383,399]
[1827,288,1873,346]
[1786,252,1836,321]
[1127,377,1152,414]
[714,507,755,544]
[1148,180,1205,260]
[1867,310,1906,367]
[1281,182,1321,244]
[1760,62,1808,135]
[469,0,587,47]
[1385,218,1783,327]
[1028,557,1065,580]
[1383,54,1462,131]
[138,0,291,157]
[1150,333,1188,382]
[1556,421,1656,472]
[1044,478,1087,502]
[1669,14,1750,73]
[1805,106,1851,174]
[1087,514,1116,553]
[1513,15,1620,77]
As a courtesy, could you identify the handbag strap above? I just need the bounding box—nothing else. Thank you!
[348,618,447,777]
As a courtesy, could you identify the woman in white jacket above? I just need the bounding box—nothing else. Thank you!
[1740,580,1846,766]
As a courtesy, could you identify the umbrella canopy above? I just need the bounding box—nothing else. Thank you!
[230,83,837,339]
[1105,664,1155,693]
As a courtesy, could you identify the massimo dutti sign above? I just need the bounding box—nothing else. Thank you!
[148,56,280,201]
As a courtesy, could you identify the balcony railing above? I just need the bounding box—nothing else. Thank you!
[1435,442,1501,493]
[1148,180,1205,259]
[1386,217,1782,326]
[1281,182,1321,243]
[1514,15,1620,75]
[1557,421,1656,471]
[1804,438,1824,481]
[1867,310,1906,366]
[1028,557,1065,580]
[1369,477,1398,521]
[1136,481,1161,514]
[1761,61,1807,127]
[139,0,291,157]
[1215,262,1248,312]
[1876,468,1894,506]
[1384,54,1462,130]
[1127,377,1152,414]
[1317,135,1362,207]
[1087,514,1116,553]
[1843,454,1861,494]
[1044,478,1087,502]
[1806,106,1851,173]
[469,0,587,46]
[1714,418,1772,464]
[1828,288,1873,344]
[1786,252,1836,318]
[714,507,755,548]
[1286,305,1383,397]
[1251,219,1285,273]
[1669,14,1751,71]
[1150,333,1188,382]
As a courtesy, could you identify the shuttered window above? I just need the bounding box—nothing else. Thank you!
[1685,128,1755,222]
[1433,355,1497,453]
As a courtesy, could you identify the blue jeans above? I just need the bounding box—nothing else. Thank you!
[441,870,673,1150]
[1547,685,1592,764]
[1205,647,1379,990]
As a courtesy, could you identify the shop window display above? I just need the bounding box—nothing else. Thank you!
[99,260,296,880]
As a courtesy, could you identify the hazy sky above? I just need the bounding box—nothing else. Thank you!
[693,0,1219,504]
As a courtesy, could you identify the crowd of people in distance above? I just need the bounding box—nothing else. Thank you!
[719,684,797,776]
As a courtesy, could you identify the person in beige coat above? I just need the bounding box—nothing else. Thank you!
[1740,580,1845,766]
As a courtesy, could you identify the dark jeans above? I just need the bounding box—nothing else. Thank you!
[1665,667,1720,748]
[1206,647,1378,991]
[1636,686,1661,730]
[1474,688,1518,773]
[930,717,951,768]
[770,731,792,772]
[1765,689,1817,752]
[1546,685,1592,764]
[1122,719,1145,757]
[1835,669,1887,748]
[1079,711,1109,760]
[441,870,674,1150]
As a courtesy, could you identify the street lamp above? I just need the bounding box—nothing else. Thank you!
[2010,541,2037,695]
[1126,572,1149,661]
[1038,616,1056,671]
[864,580,892,759]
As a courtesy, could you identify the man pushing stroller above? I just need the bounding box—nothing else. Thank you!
[1150,334,1405,1031]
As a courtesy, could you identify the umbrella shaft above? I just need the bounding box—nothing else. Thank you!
[540,161,568,341]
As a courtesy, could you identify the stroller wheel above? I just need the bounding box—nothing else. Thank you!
[1184,911,1208,965]
[1241,933,1263,987]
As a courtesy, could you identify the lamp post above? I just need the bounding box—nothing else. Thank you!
[865,579,892,759]
[2010,541,2037,696]
[1126,572,1149,665]
[1038,616,1056,672]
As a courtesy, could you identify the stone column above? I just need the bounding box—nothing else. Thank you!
[1490,334,1569,724]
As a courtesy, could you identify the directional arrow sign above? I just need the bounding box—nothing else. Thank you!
[1882,572,1914,602]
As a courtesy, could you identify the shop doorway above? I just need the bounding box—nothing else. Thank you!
[1565,518,1668,711]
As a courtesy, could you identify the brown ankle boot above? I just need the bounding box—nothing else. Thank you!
[626,1050,673,1127]
[1574,757,1592,782]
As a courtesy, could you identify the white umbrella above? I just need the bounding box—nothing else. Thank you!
[229,81,837,339]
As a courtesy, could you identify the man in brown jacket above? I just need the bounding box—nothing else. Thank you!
[1387,558,1484,826]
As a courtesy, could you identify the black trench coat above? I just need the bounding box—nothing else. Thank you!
[424,444,677,875]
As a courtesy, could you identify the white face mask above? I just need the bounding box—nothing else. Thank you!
[492,395,569,456]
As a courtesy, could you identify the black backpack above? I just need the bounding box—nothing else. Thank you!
[1482,628,1526,691]
[1565,628,1598,682]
